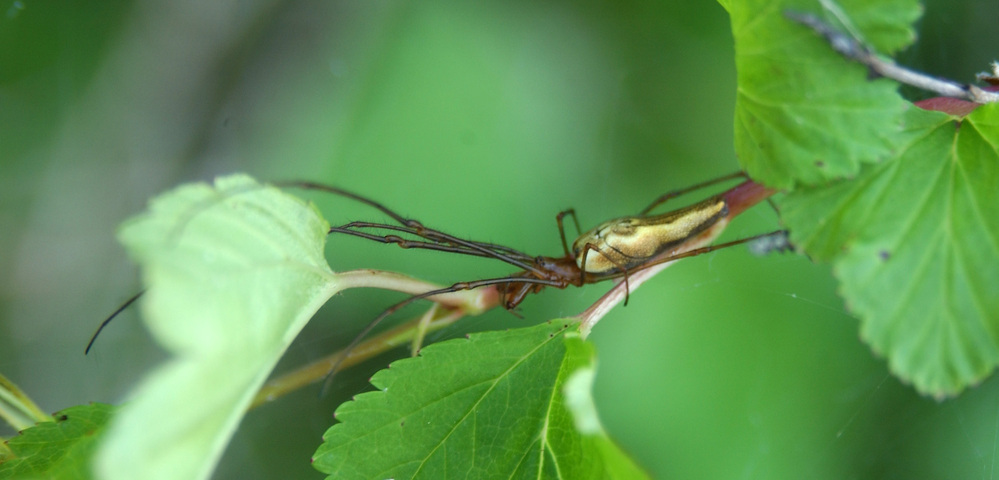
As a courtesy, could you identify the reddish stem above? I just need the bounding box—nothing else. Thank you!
[722,180,776,218]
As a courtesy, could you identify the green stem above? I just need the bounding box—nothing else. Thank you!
[249,304,472,409]
[249,269,501,408]
[0,372,51,430]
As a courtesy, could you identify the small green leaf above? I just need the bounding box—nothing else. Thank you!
[781,104,999,396]
[94,175,340,480]
[0,403,113,480]
[721,0,921,188]
[314,321,647,479]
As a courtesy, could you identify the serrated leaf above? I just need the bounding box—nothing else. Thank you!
[781,104,999,396]
[314,321,647,480]
[0,403,112,480]
[94,175,340,480]
[721,0,921,188]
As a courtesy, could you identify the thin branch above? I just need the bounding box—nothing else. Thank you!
[785,11,999,105]
[0,372,52,429]
[249,305,469,408]
[335,269,496,313]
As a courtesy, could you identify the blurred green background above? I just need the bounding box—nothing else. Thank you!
[2,0,998,478]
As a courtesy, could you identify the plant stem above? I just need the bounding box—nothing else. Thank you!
[249,307,466,408]
[785,11,999,104]
[0,373,51,430]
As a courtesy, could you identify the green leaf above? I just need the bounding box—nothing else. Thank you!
[94,175,340,480]
[313,321,647,479]
[721,0,921,188]
[0,403,113,480]
[781,104,999,396]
